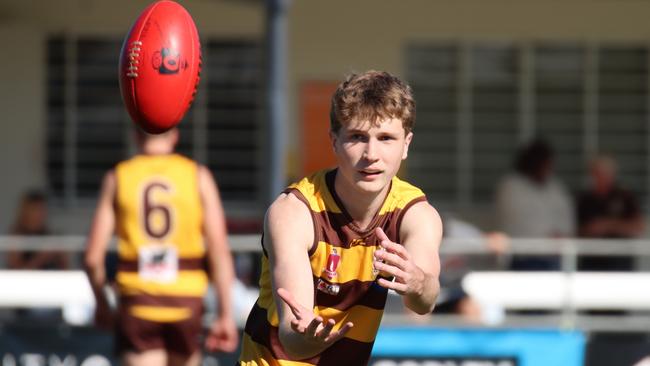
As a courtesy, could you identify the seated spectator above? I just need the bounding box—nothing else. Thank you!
[7,190,68,270]
[7,190,68,322]
[576,155,645,271]
[392,214,508,325]
[495,139,575,270]
[435,215,508,325]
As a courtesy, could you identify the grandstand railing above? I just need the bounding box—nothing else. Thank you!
[0,235,649,332]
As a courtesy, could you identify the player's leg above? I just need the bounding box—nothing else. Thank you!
[167,351,201,366]
[122,349,167,366]
[164,312,203,366]
[117,309,167,366]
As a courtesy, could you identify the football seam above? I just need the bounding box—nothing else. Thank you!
[129,1,165,120]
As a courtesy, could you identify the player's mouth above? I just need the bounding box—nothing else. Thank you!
[358,169,383,180]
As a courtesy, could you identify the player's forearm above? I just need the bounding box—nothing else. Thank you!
[278,327,332,360]
[84,261,110,307]
[208,249,235,318]
[404,272,439,314]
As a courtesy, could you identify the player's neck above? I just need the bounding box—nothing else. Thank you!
[141,141,174,155]
[333,173,390,230]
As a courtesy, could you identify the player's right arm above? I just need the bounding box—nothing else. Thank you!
[83,170,117,329]
[266,193,353,360]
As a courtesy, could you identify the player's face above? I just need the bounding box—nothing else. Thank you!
[331,117,412,195]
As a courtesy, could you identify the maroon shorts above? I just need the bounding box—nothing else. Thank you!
[116,300,204,356]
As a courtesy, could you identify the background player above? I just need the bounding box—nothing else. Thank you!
[239,70,442,365]
[84,128,238,366]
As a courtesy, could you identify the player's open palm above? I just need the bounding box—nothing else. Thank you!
[373,227,426,296]
[277,288,354,344]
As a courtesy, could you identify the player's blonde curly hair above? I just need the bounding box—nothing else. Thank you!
[330,70,416,134]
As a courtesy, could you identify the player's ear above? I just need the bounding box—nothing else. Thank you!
[329,130,339,152]
[402,131,413,160]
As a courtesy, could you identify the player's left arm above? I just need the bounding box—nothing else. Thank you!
[84,170,117,329]
[373,201,442,314]
[198,165,239,353]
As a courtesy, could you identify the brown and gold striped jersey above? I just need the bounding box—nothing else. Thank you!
[239,169,427,366]
[114,153,207,323]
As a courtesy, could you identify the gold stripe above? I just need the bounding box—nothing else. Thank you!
[315,305,382,343]
[288,171,341,213]
[254,296,381,344]
[116,271,208,297]
[129,305,191,322]
[304,190,340,213]
[240,333,315,366]
[310,242,377,283]
[256,257,280,326]
[290,171,424,215]
[378,177,425,215]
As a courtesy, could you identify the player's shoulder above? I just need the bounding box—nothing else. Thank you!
[102,168,117,184]
[267,192,312,223]
[404,199,439,221]
[97,169,117,196]
[400,199,442,234]
[264,192,315,252]
[196,162,211,178]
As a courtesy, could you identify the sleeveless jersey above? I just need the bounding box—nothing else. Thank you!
[114,153,207,323]
[240,169,427,366]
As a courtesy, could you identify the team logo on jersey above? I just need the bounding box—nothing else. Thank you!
[323,248,341,280]
[316,278,340,296]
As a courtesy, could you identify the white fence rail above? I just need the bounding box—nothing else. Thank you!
[0,235,649,331]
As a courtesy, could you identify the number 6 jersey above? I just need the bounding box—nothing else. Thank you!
[114,153,207,323]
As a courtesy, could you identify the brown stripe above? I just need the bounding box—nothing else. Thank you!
[120,294,204,310]
[313,276,388,311]
[318,337,374,366]
[285,169,426,250]
[243,302,375,365]
[243,301,294,361]
[117,257,207,272]
[117,295,203,355]
[325,169,393,238]
[313,209,404,249]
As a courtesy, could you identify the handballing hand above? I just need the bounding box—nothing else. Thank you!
[276,288,353,345]
[373,227,427,297]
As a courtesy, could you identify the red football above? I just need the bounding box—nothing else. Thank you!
[119,0,201,134]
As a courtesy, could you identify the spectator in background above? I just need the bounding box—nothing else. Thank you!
[7,189,68,322]
[576,155,644,271]
[7,190,68,270]
[436,214,508,325]
[495,139,575,270]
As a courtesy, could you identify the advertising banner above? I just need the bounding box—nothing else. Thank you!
[371,328,586,366]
